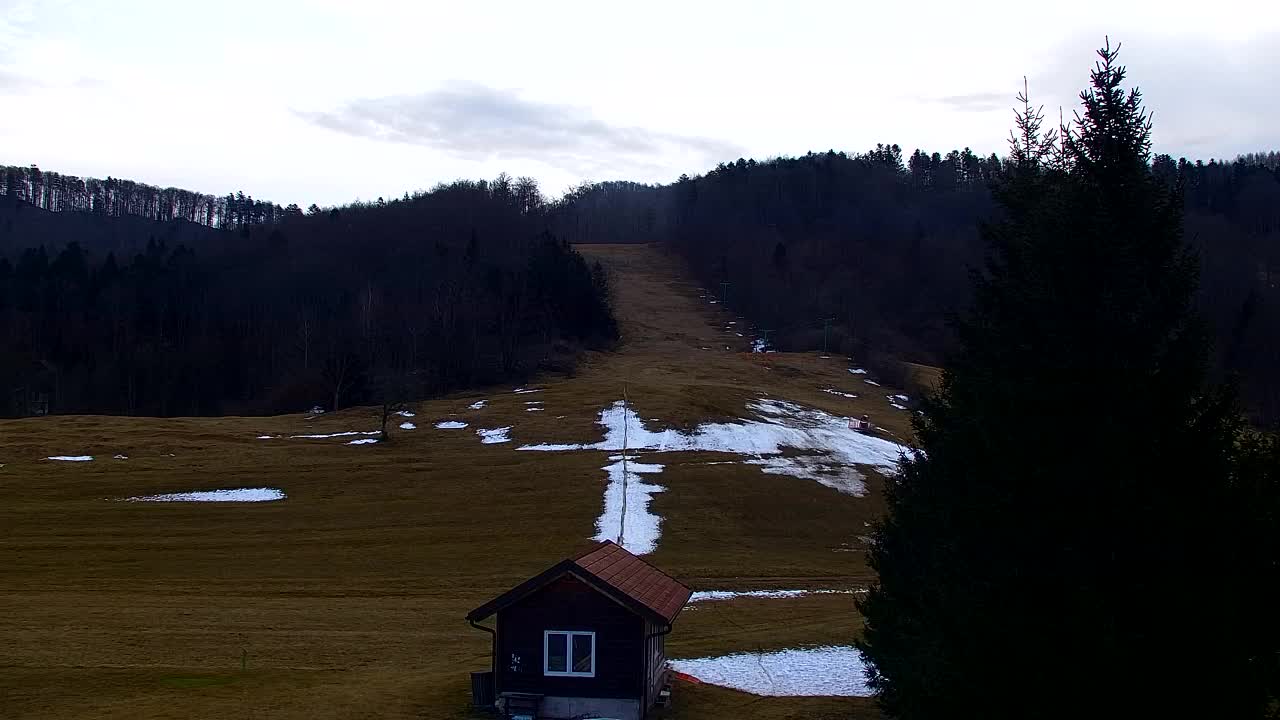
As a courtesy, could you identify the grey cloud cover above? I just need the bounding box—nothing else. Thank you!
[934,92,1009,112]
[296,84,742,175]
[0,68,41,90]
[1038,33,1280,159]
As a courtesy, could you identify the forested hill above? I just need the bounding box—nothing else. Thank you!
[0,194,228,255]
[1,163,293,231]
[1,178,617,417]
[553,148,1280,424]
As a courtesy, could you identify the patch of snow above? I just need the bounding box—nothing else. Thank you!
[126,487,286,503]
[735,332,744,337]
[689,589,853,603]
[47,456,93,462]
[113,454,128,460]
[512,388,542,395]
[747,455,867,495]
[256,435,275,440]
[890,403,908,410]
[519,398,906,496]
[863,379,881,386]
[435,421,468,429]
[594,458,666,555]
[524,400,543,405]
[848,368,867,375]
[523,442,582,451]
[671,646,871,697]
[347,438,379,445]
[477,427,512,444]
[822,388,857,399]
[709,299,718,304]
[468,400,487,410]
[396,410,415,417]
[309,405,325,415]
[892,394,909,402]
[290,431,380,439]
[728,321,736,325]
[399,421,417,430]
[526,407,544,412]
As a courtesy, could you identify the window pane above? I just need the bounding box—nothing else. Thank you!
[546,633,567,673]
[572,634,593,674]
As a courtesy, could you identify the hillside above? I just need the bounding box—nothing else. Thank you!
[0,243,918,719]
[553,151,1280,424]
[0,180,615,417]
[0,195,229,256]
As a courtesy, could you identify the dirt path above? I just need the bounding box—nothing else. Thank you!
[0,243,898,719]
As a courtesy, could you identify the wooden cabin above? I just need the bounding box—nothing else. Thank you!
[467,540,692,720]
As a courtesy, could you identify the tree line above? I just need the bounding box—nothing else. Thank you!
[552,145,1280,425]
[0,175,617,417]
[1,164,300,230]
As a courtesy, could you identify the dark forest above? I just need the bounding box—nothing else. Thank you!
[551,149,1280,424]
[0,175,616,416]
[3,148,1278,422]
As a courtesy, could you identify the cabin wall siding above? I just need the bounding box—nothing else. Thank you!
[496,574,644,699]
[643,618,668,708]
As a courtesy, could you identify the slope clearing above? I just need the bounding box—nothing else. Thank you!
[0,243,911,719]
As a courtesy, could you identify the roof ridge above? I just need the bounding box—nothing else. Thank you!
[574,540,692,594]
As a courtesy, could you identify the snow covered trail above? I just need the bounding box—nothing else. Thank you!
[594,456,666,555]
[516,398,907,553]
[519,398,906,495]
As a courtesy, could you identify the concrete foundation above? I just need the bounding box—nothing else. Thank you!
[538,695,641,720]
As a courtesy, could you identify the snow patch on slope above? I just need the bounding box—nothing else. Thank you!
[671,646,872,697]
[477,427,511,444]
[593,458,667,555]
[125,487,285,502]
[689,589,854,603]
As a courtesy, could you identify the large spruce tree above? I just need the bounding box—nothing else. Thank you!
[858,40,1279,718]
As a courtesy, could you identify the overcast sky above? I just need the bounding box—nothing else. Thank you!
[1,0,1276,207]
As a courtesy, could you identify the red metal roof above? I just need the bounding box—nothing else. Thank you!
[466,540,691,624]
[574,541,691,623]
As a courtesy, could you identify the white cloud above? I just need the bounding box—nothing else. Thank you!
[297,84,741,178]
[0,0,1274,205]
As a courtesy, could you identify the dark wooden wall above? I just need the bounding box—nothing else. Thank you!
[642,618,668,709]
[496,574,643,699]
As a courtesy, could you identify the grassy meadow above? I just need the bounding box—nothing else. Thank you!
[0,244,918,719]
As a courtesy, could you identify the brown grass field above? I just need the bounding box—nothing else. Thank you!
[0,244,913,719]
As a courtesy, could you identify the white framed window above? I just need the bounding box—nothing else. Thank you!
[544,630,596,677]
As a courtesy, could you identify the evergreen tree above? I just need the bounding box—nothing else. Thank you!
[858,40,1280,719]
